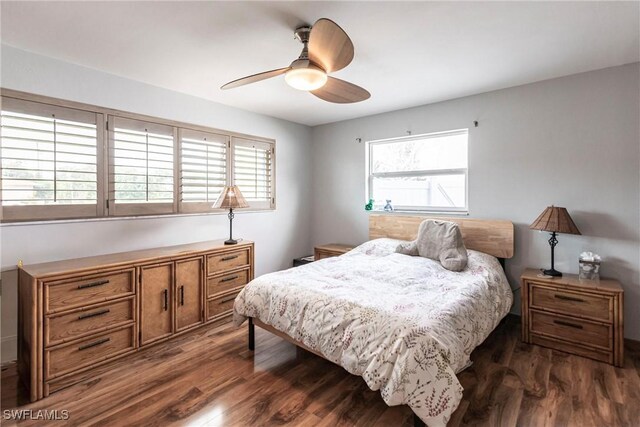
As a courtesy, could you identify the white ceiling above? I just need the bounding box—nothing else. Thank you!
[1,1,638,126]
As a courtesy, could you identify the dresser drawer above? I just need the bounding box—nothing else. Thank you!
[529,284,612,322]
[207,249,249,274]
[45,298,135,347]
[530,310,611,350]
[45,270,135,313]
[207,269,249,297]
[45,325,135,380]
[207,290,241,320]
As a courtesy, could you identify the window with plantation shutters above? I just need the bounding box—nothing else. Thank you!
[0,91,276,222]
[179,129,229,213]
[0,98,103,221]
[232,137,274,210]
[108,116,176,216]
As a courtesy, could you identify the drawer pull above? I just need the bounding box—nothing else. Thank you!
[77,279,109,290]
[78,337,110,351]
[180,285,185,306]
[221,255,240,261]
[163,289,168,311]
[219,295,237,304]
[78,309,110,320]
[220,275,239,283]
[554,294,585,303]
[553,319,583,329]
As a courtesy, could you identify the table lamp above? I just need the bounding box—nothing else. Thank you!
[213,185,249,245]
[530,206,581,277]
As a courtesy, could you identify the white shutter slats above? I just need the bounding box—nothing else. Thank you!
[1,105,98,212]
[109,116,175,215]
[179,129,228,212]
[232,138,273,209]
[0,94,276,221]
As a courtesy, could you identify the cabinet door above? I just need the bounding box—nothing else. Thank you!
[175,257,204,332]
[140,263,173,345]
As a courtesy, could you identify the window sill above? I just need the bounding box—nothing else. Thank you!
[367,209,469,216]
[0,208,275,227]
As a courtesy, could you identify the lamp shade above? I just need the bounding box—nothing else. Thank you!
[530,206,581,235]
[213,185,249,209]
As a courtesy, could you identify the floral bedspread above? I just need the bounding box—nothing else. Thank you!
[233,238,513,426]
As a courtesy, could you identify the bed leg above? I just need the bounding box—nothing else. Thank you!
[248,318,255,351]
[413,414,425,427]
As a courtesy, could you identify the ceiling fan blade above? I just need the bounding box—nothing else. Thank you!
[221,67,289,90]
[311,77,370,104]
[308,18,354,73]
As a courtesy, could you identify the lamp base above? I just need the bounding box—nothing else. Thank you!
[224,238,238,245]
[542,268,562,277]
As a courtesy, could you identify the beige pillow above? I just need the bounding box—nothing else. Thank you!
[396,220,468,271]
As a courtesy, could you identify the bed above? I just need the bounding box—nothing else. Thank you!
[233,214,514,427]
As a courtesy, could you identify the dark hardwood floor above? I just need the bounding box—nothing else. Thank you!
[2,315,639,426]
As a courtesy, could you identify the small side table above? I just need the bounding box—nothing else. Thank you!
[314,243,354,260]
[521,268,624,367]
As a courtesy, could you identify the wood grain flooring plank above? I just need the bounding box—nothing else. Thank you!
[3,317,640,426]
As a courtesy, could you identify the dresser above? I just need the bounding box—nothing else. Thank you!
[18,240,254,401]
[520,268,623,367]
[314,243,354,260]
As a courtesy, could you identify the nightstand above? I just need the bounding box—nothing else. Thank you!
[521,268,624,367]
[314,244,354,260]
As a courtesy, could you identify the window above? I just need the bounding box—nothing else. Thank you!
[0,92,276,222]
[179,129,228,213]
[366,129,468,212]
[0,97,103,221]
[108,116,176,216]
[232,137,274,210]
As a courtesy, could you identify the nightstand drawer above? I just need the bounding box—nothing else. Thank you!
[530,335,611,364]
[530,310,611,350]
[530,284,612,322]
[314,244,354,260]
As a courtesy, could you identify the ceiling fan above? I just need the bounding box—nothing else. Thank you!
[221,19,370,104]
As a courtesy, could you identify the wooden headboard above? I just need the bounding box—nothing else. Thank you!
[369,214,514,259]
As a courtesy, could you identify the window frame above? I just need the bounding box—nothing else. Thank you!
[231,136,276,211]
[365,129,469,214]
[107,115,178,217]
[0,97,106,221]
[0,89,276,223]
[178,127,230,214]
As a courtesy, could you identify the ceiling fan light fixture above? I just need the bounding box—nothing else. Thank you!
[284,66,327,91]
[221,19,369,103]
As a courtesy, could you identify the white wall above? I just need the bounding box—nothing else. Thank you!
[0,46,314,362]
[310,63,640,340]
[2,46,638,366]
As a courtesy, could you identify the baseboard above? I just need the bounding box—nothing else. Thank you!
[626,337,640,346]
[1,335,17,364]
